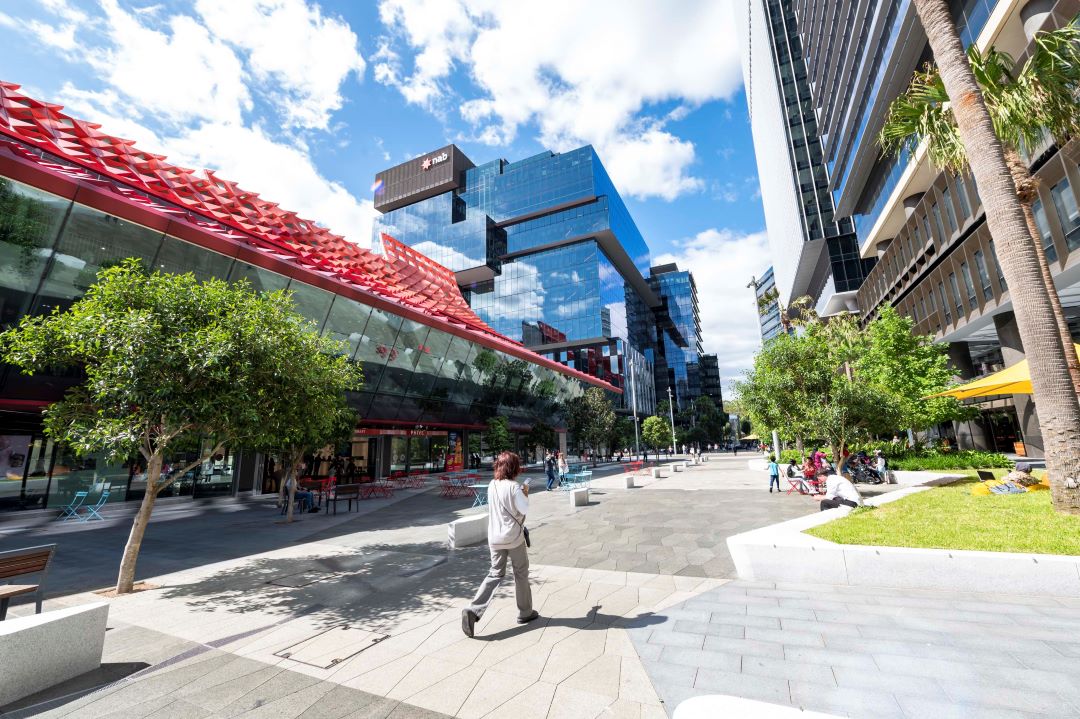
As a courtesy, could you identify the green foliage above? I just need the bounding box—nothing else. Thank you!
[806,474,1080,556]
[523,421,557,452]
[0,178,53,272]
[737,307,969,459]
[484,416,514,456]
[880,22,1080,173]
[565,387,617,455]
[608,416,636,454]
[855,306,973,431]
[641,415,673,450]
[890,451,1014,471]
[0,258,360,471]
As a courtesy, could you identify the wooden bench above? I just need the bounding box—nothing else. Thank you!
[0,544,56,621]
[328,483,361,514]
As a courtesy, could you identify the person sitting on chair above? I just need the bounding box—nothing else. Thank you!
[819,472,863,512]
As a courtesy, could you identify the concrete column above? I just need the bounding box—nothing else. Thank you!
[993,312,1045,458]
[947,342,990,450]
[558,431,568,457]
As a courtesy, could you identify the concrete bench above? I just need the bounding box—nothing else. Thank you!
[624,475,635,489]
[448,514,487,548]
[0,602,109,706]
[570,487,589,507]
[673,695,839,718]
[651,468,663,479]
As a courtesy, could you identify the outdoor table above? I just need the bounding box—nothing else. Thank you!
[468,483,488,507]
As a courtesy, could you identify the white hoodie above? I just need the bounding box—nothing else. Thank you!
[487,479,529,550]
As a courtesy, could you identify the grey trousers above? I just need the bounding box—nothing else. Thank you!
[467,542,533,619]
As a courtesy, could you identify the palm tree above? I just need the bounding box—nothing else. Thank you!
[880,22,1080,391]
[905,0,1080,513]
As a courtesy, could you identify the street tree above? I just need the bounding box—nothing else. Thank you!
[0,260,362,593]
[565,387,616,463]
[641,415,674,452]
[881,21,1080,390]
[484,416,514,458]
[523,421,558,457]
[856,306,973,434]
[904,0,1080,513]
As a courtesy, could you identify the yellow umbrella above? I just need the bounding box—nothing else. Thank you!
[927,343,1080,399]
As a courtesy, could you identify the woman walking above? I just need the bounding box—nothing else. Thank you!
[557,451,569,487]
[462,451,539,637]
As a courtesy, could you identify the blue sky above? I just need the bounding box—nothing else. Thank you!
[0,0,771,384]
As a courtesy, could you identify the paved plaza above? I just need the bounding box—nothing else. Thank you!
[2,455,1080,718]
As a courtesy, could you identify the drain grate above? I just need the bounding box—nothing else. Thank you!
[266,570,342,588]
[273,625,388,668]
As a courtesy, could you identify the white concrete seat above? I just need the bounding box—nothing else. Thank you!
[651,468,662,479]
[624,475,635,489]
[0,602,109,706]
[570,487,589,507]
[448,514,487,548]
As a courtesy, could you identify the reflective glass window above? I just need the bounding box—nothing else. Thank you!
[974,250,992,300]
[1050,178,1080,250]
[228,261,290,293]
[932,203,946,244]
[949,272,965,314]
[379,318,428,396]
[156,236,233,280]
[36,203,164,316]
[286,279,334,329]
[1032,199,1057,265]
[955,175,972,217]
[988,239,1007,291]
[322,296,372,359]
[960,262,977,305]
[941,186,958,232]
[353,307,403,393]
[405,326,453,399]
[938,282,951,324]
[0,179,71,327]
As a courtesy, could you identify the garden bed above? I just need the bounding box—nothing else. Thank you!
[805,470,1080,556]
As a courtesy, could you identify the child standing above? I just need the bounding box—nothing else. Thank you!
[767,454,780,493]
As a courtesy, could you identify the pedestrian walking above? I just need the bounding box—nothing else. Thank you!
[767,454,780,493]
[544,451,557,490]
[557,451,569,486]
[462,452,539,637]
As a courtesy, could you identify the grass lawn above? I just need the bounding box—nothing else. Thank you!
[805,469,1080,556]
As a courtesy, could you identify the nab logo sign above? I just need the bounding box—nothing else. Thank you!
[421,151,448,171]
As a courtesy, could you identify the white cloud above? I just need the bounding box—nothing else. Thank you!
[194,0,366,130]
[655,228,770,387]
[11,0,375,249]
[376,0,743,201]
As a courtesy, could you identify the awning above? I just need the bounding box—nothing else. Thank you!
[926,344,1080,399]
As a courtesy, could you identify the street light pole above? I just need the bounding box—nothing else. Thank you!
[667,386,677,457]
[629,353,641,460]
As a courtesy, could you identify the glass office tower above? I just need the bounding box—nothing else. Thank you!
[373,145,661,415]
[736,0,874,312]
[647,264,704,411]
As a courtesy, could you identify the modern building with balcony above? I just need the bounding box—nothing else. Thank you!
[752,266,784,341]
[736,0,875,315]
[774,0,1080,456]
[0,82,616,512]
[372,144,669,416]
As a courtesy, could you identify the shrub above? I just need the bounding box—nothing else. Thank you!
[890,451,1013,471]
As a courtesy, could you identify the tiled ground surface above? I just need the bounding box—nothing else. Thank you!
[628,578,1080,718]
[6,454,1079,718]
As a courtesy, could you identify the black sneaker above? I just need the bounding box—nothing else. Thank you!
[461,609,477,638]
[516,610,540,624]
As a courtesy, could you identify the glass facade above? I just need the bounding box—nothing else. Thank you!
[372,143,658,414]
[0,172,593,511]
[648,265,704,411]
[755,267,783,340]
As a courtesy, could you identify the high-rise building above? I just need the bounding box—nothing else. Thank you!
[373,144,666,415]
[647,264,704,411]
[748,0,1080,456]
[699,354,725,412]
[736,0,875,315]
[753,266,783,341]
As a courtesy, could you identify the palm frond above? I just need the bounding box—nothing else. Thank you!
[878,63,966,174]
[1016,20,1080,146]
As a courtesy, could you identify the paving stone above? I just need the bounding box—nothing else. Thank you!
[788,680,905,717]
[671,619,744,638]
[692,668,790,705]
[646,629,705,649]
[702,635,786,659]
[657,646,742,672]
[741,656,836,686]
[744,626,825,648]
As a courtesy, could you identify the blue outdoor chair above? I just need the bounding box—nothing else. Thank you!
[82,490,111,521]
[57,491,88,521]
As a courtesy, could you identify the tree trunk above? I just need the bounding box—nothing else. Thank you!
[796,436,804,460]
[116,452,162,594]
[283,449,303,523]
[914,0,1080,513]
[1004,147,1080,392]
